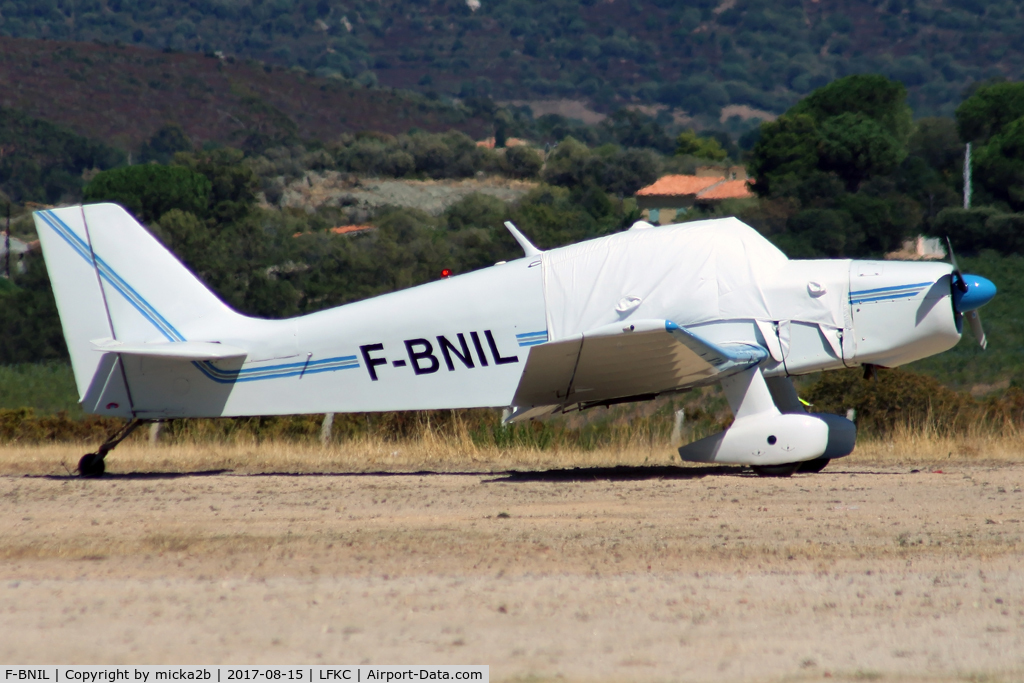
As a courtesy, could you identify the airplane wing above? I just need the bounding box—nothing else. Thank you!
[507,319,767,421]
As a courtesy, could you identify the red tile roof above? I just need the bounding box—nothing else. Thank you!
[697,179,753,200]
[636,175,754,201]
[636,175,723,197]
[293,225,376,238]
[329,225,375,235]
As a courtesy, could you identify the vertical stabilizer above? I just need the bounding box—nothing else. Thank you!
[80,203,239,343]
[34,204,244,417]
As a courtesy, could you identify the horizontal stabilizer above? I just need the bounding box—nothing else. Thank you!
[91,338,247,360]
[510,319,767,416]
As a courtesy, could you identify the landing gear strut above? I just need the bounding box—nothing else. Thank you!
[78,419,148,477]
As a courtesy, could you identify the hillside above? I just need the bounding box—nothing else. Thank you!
[0,37,488,152]
[0,0,1020,125]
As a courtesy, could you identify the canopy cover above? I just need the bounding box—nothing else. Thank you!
[541,217,849,341]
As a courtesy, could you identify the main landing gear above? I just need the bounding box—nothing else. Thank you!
[78,419,148,477]
[678,367,854,476]
[750,457,831,478]
[797,457,831,474]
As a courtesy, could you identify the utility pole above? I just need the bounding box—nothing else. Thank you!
[963,142,972,209]
[4,204,10,280]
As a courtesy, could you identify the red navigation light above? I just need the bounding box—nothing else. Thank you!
[441,268,452,279]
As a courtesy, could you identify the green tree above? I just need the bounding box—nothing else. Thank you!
[747,114,821,197]
[0,255,68,363]
[0,107,124,204]
[818,112,905,190]
[83,164,212,223]
[909,117,963,177]
[674,129,728,161]
[601,109,673,153]
[172,149,259,224]
[444,193,508,232]
[748,75,917,256]
[956,81,1024,143]
[790,74,912,143]
[151,209,211,267]
[501,145,543,179]
[973,117,1024,211]
[541,137,592,187]
[781,208,861,258]
[139,124,194,165]
[751,75,912,195]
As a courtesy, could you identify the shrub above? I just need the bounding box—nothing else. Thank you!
[502,145,543,179]
[934,207,1024,255]
[802,367,990,436]
[84,164,212,223]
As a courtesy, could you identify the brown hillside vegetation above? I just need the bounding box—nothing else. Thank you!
[0,37,488,151]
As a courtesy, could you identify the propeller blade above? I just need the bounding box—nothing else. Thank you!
[966,310,987,350]
[946,237,968,293]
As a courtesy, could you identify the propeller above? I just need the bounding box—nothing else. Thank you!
[945,237,969,294]
[945,237,996,350]
[966,310,986,350]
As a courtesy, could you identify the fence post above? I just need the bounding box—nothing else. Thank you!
[671,409,686,444]
[320,413,334,446]
[148,420,162,446]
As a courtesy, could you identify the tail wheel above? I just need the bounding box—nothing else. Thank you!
[751,463,800,477]
[797,457,831,473]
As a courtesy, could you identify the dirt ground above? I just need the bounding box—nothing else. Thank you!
[1,458,1023,682]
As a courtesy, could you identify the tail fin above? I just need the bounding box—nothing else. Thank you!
[34,204,239,416]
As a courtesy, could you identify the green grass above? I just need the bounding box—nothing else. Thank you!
[0,362,81,416]
[906,252,1024,393]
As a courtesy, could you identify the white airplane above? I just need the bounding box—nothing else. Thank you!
[34,204,996,477]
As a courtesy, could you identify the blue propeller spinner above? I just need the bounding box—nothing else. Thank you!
[952,273,997,313]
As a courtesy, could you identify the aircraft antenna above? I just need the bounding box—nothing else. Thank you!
[503,221,542,258]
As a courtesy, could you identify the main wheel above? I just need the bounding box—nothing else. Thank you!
[751,463,800,477]
[797,457,831,474]
[78,453,105,478]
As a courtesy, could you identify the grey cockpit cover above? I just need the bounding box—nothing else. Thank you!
[540,217,849,342]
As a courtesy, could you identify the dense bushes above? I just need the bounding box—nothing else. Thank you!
[501,145,543,179]
[540,137,659,196]
[934,208,1024,254]
[0,409,124,444]
[802,367,1024,436]
[333,131,499,179]
[0,257,68,364]
[83,164,212,223]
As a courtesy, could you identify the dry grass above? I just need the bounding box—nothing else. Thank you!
[0,426,1020,476]
[852,421,1024,465]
